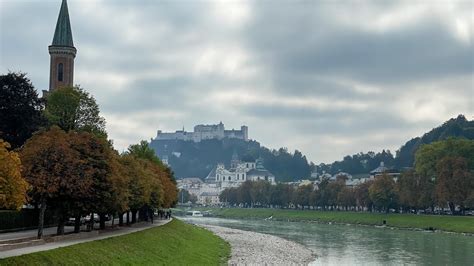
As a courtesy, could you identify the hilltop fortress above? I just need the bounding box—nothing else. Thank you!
[154,122,248,142]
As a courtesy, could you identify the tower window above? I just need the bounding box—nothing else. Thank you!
[58,63,64,82]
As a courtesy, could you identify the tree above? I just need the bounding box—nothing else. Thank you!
[67,131,121,231]
[337,187,355,210]
[369,174,397,213]
[21,127,82,238]
[354,180,373,211]
[294,185,313,209]
[0,139,28,210]
[415,138,474,179]
[120,155,151,224]
[436,156,473,214]
[44,86,106,137]
[128,140,163,165]
[0,72,45,149]
[396,170,419,211]
[128,141,177,209]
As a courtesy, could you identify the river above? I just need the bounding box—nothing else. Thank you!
[180,216,474,265]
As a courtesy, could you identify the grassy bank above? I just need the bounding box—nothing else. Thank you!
[191,208,474,234]
[1,219,230,265]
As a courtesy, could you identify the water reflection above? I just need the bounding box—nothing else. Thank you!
[180,217,474,265]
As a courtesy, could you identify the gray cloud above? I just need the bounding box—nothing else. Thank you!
[1,0,472,163]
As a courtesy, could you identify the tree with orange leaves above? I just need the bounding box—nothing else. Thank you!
[21,127,84,238]
[0,139,28,210]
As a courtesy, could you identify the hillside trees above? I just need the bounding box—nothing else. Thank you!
[396,115,474,168]
[0,72,45,149]
[0,140,28,210]
[415,138,474,179]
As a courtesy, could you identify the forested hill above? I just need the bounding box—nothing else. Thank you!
[150,115,472,180]
[318,115,474,175]
[149,138,311,182]
[395,114,474,168]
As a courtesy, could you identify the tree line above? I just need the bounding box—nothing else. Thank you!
[318,115,473,175]
[0,72,178,238]
[220,138,474,214]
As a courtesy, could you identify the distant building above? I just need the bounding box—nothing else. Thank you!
[209,154,275,186]
[154,122,249,142]
[370,162,400,181]
[177,153,275,205]
[198,192,220,205]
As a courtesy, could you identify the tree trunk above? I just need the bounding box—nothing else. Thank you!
[99,213,106,230]
[57,211,65,235]
[126,211,130,225]
[119,212,124,226]
[131,210,137,223]
[37,197,47,239]
[88,213,94,231]
[448,202,455,215]
[74,215,81,233]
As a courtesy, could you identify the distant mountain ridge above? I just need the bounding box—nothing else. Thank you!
[149,138,311,182]
[150,115,472,181]
[318,114,474,175]
[395,114,474,168]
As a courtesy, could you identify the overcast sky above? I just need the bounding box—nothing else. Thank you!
[1,0,473,163]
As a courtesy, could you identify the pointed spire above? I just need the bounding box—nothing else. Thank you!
[52,0,74,47]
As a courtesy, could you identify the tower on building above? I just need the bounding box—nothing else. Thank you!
[48,0,76,92]
[230,150,239,169]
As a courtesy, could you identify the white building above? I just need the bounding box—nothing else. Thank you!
[154,122,248,142]
[178,153,276,205]
[198,192,220,205]
[210,153,276,187]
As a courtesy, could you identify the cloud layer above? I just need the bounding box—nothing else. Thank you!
[1,0,472,163]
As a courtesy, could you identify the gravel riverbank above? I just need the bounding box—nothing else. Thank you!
[200,224,315,265]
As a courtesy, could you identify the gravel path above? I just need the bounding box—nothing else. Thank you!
[200,224,315,265]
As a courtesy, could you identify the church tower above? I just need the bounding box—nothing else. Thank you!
[48,0,76,92]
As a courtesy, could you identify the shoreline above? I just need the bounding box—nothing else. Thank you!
[240,217,474,237]
[199,224,316,265]
[183,208,474,235]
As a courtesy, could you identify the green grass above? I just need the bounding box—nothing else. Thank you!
[193,207,474,234]
[0,219,230,265]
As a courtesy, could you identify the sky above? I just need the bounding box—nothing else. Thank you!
[1,0,473,164]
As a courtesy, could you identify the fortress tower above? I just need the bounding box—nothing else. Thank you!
[48,0,76,92]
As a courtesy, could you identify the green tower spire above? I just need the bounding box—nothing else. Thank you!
[52,0,74,47]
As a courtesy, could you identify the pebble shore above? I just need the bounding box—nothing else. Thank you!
[200,224,315,265]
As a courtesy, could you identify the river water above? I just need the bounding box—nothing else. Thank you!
[180,217,474,265]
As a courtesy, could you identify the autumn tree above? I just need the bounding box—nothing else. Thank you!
[67,131,121,231]
[0,72,45,149]
[21,127,84,238]
[127,141,177,209]
[294,184,313,209]
[0,139,28,210]
[354,180,373,211]
[120,155,151,223]
[369,174,397,213]
[337,187,355,210]
[436,156,473,214]
[44,86,106,138]
[396,170,418,211]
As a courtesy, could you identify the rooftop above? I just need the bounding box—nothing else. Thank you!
[51,0,74,47]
